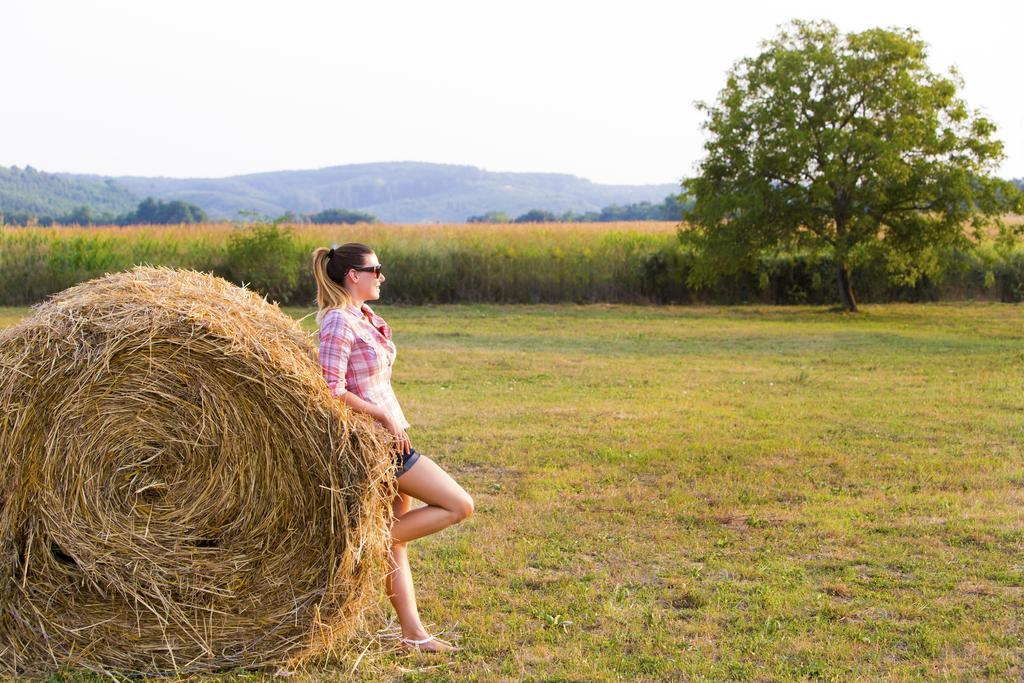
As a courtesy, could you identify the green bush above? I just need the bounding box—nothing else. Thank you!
[994,249,1024,302]
[221,221,302,304]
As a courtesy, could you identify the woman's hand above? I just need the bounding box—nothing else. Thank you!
[339,391,411,455]
[382,416,412,455]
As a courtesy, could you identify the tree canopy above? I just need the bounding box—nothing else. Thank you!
[1,197,209,226]
[683,19,1022,311]
[467,210,514,224]
[467,195,689,224]
[127,198,208,224]
[513,209,558,223]
[306,208,378,224]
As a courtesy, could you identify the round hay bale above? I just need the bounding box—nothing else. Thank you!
[0,266,397,676]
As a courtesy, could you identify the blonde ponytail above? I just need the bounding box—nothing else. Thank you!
[311,243,373,326]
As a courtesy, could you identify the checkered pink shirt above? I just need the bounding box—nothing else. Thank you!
[317,303,410,430]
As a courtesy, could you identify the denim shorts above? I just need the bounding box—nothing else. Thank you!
[394,446,421,478]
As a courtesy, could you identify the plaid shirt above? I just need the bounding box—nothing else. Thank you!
[317,303,410,430]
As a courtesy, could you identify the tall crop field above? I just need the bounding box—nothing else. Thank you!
[2,220,1023,306]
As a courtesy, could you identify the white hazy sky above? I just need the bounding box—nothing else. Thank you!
[3,0,1022,185]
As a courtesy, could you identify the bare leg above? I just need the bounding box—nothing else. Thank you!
[386,494,427,638]
[386,455,473,652]
[392,454,474,544]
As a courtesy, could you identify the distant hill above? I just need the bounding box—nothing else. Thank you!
[68,162,681,223]
[7,162,1019,225]
[0,165,136,217]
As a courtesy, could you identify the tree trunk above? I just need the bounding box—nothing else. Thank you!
[836,262,858,312]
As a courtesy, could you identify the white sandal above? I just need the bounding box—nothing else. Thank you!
[399,634,459,652]
[401,635,435,646]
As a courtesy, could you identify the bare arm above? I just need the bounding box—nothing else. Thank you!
[338,390,412,455]
[338,389,388,423]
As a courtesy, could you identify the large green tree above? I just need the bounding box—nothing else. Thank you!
[683,20,1021,311]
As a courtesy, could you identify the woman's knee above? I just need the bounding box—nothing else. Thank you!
[393,493,411,517]
[449,493,474,522]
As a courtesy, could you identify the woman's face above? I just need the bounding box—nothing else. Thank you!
[347,252,384,302]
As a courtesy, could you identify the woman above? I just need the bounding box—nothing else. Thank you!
[312,242,473,654]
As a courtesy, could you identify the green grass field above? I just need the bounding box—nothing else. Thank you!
[1,302,1022,680]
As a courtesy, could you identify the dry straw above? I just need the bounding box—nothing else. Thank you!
[0,266,398,676]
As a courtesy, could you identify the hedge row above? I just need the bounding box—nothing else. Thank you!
[2,222,1022,307]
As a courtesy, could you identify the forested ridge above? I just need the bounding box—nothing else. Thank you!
[0,166,137,219]
[1,162,678,224]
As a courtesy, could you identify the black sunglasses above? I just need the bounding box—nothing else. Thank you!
[350,264,383,278]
